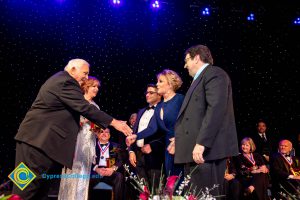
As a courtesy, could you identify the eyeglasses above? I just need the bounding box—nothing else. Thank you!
[144,91,157,95]
[184,57,192,63]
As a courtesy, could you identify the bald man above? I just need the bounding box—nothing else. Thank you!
[13,59,132,199]
[270,139,300,199]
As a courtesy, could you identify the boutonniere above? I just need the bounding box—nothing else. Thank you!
[110,147,121,153]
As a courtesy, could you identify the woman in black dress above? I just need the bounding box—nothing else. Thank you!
[235,137,269,200]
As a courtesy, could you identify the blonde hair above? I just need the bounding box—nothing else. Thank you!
[157,69,183,92]
[241,137,256,152]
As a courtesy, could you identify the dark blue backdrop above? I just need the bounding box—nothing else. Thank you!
[1,0,299,184]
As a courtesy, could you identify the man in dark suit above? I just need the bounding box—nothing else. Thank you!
[128,84,164,189]
[174,45,239,195]
[13,59,132,199]
[90,128,125,200]
[252,119,274,163]
[270,139,300,199]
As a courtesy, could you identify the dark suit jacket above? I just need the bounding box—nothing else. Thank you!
[270,152,300,180]
[15,71,113,168]
[270,152,300,194]
[174,65,239,163]
[131,107,165,169]
[252,133,274,160]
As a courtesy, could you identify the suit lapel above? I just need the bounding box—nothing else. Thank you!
[177,66,211,119]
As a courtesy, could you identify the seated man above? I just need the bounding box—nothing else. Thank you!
[223,156,241,200]
[270,139,300,199]
[90,128,124,200]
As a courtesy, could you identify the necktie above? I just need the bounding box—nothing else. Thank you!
[262,133,267,142]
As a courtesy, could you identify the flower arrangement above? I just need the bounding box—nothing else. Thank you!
[123,164,219,200]
[0,194,22,200]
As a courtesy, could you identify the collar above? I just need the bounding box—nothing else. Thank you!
[193,63,209,81]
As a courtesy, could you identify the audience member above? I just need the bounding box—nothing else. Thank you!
[128,113,137,129]
[235,137,269,200]
[270,139,300,199]
[251,120,274,163]
[90,128,125,200]
[223,156,241,200]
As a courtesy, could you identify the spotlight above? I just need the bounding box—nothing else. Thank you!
[293,17,300,25]
[201,7,210,15]
[152,0,160,8]
[112,0,120,5]
[247,13,255,21]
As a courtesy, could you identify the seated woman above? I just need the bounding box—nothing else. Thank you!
[235,137,269,200]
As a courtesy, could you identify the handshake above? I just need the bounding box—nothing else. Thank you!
[110,119,133,136]
[125,134,137,146]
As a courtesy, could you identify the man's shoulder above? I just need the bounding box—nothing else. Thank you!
[205,65,229,78]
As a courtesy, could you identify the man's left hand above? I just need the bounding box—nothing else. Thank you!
[193,144,205,164]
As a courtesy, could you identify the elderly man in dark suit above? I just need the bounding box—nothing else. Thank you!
[13,59,132,200]
[174,45,239,195]
[270,139,300,199]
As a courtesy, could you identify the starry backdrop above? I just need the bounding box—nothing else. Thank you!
[0,0,300,182]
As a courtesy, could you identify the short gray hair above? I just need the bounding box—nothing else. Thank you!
[64,59,90,71]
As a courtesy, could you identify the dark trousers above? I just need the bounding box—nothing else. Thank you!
[184,158,227,197]
[223,178,241,200]
[90,172,124,200]
[12,142,62,200]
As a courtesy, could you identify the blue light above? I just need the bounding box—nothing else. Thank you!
[294,17,300,25]
[152,0,160,8]
[201,7,210,16]
[247,13,255,21]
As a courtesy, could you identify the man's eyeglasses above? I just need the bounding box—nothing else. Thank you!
[144,91,157,95]
[184,57,192,63]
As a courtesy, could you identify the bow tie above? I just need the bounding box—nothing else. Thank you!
[146,106,155,110]
[284,154,291,157]
[100,143,108,147]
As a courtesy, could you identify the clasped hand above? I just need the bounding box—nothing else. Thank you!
[126,134,137,146]
[251,165,269,174]
[96,167,114,176]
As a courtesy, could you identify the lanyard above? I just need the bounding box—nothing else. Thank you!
[98,141,110,158]
[243,153,256,166]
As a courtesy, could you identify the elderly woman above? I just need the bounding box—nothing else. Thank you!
[235,137,269,200]
[127,69,184,176]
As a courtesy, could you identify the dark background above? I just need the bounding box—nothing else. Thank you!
[1,0,299,184]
